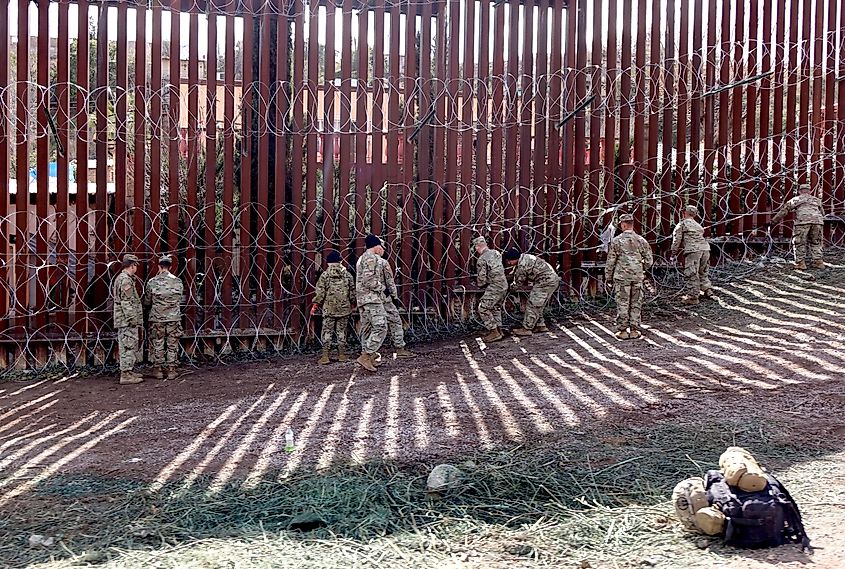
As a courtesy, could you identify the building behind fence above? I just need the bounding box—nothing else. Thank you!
[0,0,843,370]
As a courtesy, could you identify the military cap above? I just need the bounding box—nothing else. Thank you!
[619,214,634,224]
[472,236,487,247]
[158,255,173,265]
[798,183,812,193]
[123,254,140,264]
[684,205,699,216]
[502,248,521,261]
[326,250,341,263]
[365,234,382,248]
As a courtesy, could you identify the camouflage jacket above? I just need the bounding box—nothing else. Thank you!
[379,256,398,300]
[112,271,142,328]
[606,230,654,283]
[771,194,824,226]
[143,271,184,323]
[476,249,507,290]
[314,263,355,317]
[671,218,710,254]
[356,250,387,306]
[512,254,560,288]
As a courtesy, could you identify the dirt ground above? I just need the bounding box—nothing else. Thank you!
[2,262,845,568]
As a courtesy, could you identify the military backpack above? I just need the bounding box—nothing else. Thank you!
[704,470,810,551]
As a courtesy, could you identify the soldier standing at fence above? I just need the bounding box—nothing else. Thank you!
[311,250,355,365]
[502,249,560,337]
[355,235,389,372]
[379,249,417,358]
[112,254,144,384]
[606,214,654,340]
[143,255,184,380]
[473,236,507,343]
[671,205,713,305]
[769,184,825,270]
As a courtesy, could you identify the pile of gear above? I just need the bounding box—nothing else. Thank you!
[672,447,810,550]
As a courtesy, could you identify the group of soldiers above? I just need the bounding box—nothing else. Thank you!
[312,234,417,372]
[110,184,826,381]
[112,255,184,384]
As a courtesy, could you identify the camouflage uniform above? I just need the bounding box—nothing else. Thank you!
[512,254,560,330]
[671,217,712,296]
[476,248,508,331]
[112,270,143,372]
[378,256,407,349]
[606,229,654,332]
[143,270,184,369]
[771,193,825,266]
[355,250,388,355]
[314,263,355,351]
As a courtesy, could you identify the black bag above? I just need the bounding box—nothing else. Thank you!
[704,470,810,551]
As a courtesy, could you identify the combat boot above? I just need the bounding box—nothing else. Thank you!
[533,323,550,333]
[701,289,715,299]
[511,327,533,337]
[120,371,144,385]
[337,347,350,362]
[317,347,331,365]
[165,366,178,380]
[628,329,642,340]
[811,260,825,269]
[615,330,630,340]
[482,328,504,343]
[681,295,700,306]
[395,347,417,358]
[356,353,377,372]
[794,260,807,270]
[150,366,164,380]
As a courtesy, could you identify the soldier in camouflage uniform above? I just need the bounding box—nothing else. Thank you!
[143,255,184,379]
[503,249,560,337]
[671,205,713,305]
[311,250,355,365]
[355,234,389,372]
[473,236,507,343]
[770,184,825,269]
[378,250,416,358]
[606,214,654,340]
[112,254,144,384]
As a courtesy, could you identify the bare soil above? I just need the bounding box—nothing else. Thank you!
[1,263,844,568]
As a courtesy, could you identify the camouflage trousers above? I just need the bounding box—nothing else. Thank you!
[383,300,406,348]
[150,322,182,366]
[478,285,507,330]
[358,302,388,355]
[321,316,349,349]
[683,250,712,296]
[793,224,823,263]
[116,326,140,372]
[614,280,643,331]
[524,279,560,329]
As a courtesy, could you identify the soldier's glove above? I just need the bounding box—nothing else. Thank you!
[310,303,319,316]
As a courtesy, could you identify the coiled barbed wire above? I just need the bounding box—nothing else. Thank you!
[1,1,843,375]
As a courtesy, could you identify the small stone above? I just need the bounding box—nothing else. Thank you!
[508,545,533,557]
[640,559,656,567]
[580,561,592,569]
[696,539,711,550]
[75,550,108,565]
[426,464,463,495]
[28,535,55,548]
